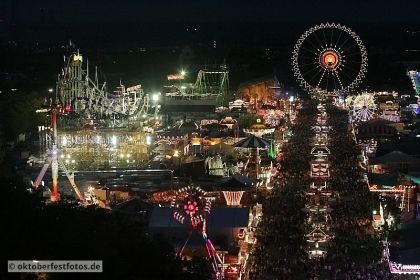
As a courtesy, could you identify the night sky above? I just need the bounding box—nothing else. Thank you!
[1,0,419,93]
[2,0,420,24]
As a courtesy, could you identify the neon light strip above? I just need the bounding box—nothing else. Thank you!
[222,191,245,206]
[389,261,420,274]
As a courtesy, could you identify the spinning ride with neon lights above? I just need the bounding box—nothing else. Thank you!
[292,23,367,95]
[170,186,223,278]
[233,135,271,180]
[243,119,275,137]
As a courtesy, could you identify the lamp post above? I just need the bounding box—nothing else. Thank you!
[152,93,160,122]
[179,70,186,95]
[173,150,181,177]
[145,134,152,161]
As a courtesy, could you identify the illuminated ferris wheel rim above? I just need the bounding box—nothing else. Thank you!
[292,22,368,94]
[345,92,376,122]
[345,92,376,108]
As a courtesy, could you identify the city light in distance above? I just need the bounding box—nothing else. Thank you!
[152,93,160,102]
[112,135,118,146]
[173,150,180,157]
[145,135,152,145]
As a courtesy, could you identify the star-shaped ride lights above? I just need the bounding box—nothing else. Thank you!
[184,200,199,216]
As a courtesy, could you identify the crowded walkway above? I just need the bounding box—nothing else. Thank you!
[248,101,400,280]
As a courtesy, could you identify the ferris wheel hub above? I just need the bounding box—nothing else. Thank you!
[319,49,341,71]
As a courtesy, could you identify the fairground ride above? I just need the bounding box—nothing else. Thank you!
[345,92,376,123]
[32,104,86,205]
[56,51,150,128]
[163,66,229,114]
[292,23,367,97]
[170,185,224,279]
[165,68,228,97]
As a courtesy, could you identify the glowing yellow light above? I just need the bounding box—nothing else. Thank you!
[73,54,83,62]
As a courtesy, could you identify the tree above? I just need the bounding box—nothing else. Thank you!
[0,92,44,141]
[0,178,190,280]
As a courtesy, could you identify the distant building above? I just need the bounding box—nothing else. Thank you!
[369,151,420,174]
[376,137,420,158]
[356,118,398,141]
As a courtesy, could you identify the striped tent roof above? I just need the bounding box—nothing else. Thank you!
[217,174,255,190]
[233,135,270,149]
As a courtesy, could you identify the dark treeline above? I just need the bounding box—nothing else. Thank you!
[0,176,211,280]
[1,22,419,94]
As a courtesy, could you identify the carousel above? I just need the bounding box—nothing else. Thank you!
[233,135,272,182]
[243,119,275,137]
[220,117,237,129]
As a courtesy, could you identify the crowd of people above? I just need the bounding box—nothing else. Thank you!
[248,101,403,279]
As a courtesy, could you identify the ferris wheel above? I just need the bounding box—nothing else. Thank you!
[292,23,368,95]
[347,92,376,122]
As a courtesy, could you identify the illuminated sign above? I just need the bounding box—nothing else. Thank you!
[167,73,185,80]
[126,85,141,92]
[73,54,83,62]
[200,119,219,126]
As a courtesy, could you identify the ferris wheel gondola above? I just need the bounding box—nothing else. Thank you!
[292,23,368,96]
